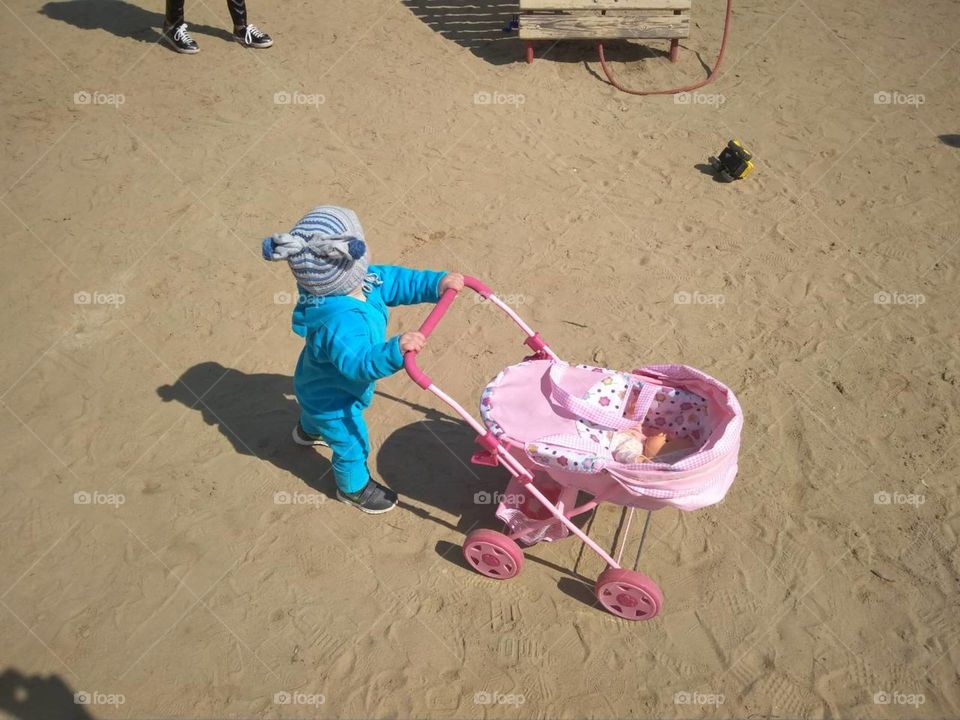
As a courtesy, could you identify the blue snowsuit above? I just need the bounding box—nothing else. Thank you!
[291,264,446,492]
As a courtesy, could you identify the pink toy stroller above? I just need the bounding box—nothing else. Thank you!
[404,277,743,621]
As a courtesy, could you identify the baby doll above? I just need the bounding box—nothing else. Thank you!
[610,426,696,465]
[611,382,700,464]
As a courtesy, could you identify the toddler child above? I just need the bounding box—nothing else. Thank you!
[263,205,463,513]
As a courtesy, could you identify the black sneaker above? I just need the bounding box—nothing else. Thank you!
[337,479,398,514]
[162,23,200,54]
[292,423,329,447]
[234,24,273,48]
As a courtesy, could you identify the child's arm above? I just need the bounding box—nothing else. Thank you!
[319,317,425,384]
[373,265,461,307]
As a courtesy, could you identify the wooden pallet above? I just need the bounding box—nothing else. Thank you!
[518,0,692,64]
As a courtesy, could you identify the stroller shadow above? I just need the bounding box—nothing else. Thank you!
[375,391,595,586]
[0,668,95,720]
[156,362,337,498]
[375,391,503,531]
[399,0,663,66]
[40,0,235,45]
[557,576,600,607]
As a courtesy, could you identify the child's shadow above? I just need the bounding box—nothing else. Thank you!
[156,362,336,498]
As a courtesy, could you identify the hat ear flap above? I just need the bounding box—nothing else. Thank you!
[309,236,367,262]
[262,233,308,261]
[261,236,276,260]
[312,238,351,261]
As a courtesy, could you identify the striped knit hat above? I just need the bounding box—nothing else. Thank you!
[261,205,370,297]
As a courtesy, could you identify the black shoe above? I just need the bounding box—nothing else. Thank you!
[234,24,273,48]
[292,423,329,447]
[337,479,398,514]
[162,23,200,54]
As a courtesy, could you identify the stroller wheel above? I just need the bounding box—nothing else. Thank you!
[595,568,663,621]
[462,529,524,580]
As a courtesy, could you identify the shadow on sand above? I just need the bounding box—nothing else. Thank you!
[156,366,598,606]
[0,669,95,720]
[156,362,337,499]
[40,0,235,46]
[399,0,674,67]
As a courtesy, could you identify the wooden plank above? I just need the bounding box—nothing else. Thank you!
[519,14,689,39]
[600,9,689,15]
[520,0,691,10]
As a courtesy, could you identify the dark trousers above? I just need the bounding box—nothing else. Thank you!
[165,0,247,28]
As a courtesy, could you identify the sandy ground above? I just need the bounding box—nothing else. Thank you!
[1,0,959,718]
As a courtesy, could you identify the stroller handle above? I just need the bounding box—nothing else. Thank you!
[418,276,492,339]
[403,275,553,389]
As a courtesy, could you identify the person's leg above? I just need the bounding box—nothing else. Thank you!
[162,0,199,53]
[304,413,396,512]
[165,0,185,27]
[311,414,370,495]
[226,0,247,31]
[229,0,274,48]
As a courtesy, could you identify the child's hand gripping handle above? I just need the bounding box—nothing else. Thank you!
[403,276,492,389]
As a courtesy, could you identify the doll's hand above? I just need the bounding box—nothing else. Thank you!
[439,273,465,293]
[399,331,427,353]
[643,432,668,459]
